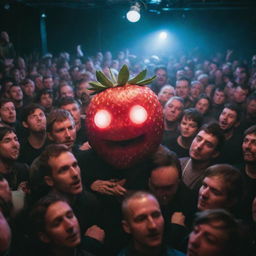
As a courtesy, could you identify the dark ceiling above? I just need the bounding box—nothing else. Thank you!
[2,0,256,11]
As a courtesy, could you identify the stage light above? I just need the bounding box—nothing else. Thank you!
[41,13,46,18]
[159,31,167,40]
[126,2,141,23]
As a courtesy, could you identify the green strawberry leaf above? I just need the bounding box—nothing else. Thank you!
[96,71,114,87]
[109,68,117,84]
[117,65,129,86]
[136,75,156,86]
[89,81,107,89]
[128,69,147,84]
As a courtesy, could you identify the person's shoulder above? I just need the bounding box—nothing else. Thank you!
[167,247,186,256]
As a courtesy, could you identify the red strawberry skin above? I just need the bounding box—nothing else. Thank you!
[86,84,164,169]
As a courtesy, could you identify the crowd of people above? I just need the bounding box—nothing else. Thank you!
[0,30,256,256]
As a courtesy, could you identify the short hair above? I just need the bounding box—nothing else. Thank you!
[200,122,225,152]
[223,102,241,122]
[182,108,203,128]
[176,76,191,85]
[21,103,45,123]
[204,164,243,201]
[165,96,184,108]
[57,96,80,108]
[150,146,182,179]
[36,89,53,102]
[194,93,211,110]
[46,109,74,133]
[122,191,158,221]
[0,98,15,108]
[154,66,167,74]
[193,209,243,256]
[244,125,256,138]
[30,194,68,234]
[0,127,16,141]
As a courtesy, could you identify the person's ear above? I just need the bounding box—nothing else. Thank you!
[44,176,53,187]
[122,220,131,234]
[22,121,29,128]
[38,232,50,243]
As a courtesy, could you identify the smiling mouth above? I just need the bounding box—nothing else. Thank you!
[106,135,145,148]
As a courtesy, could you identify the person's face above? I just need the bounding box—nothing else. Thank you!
[180,116,199,138]
[9,86,23,101]
[176,80,190,99]
[157,86,175,105]
[48,119,76,150]
[46,152,82,194]
[0,131,20,160]
[149,166,179,206]
[190,130,219,161]
[219,108,238,131]
[40,94,53,109]
[23,80,35,97]
[247,100,256,116]
[187,221,229,256]
[213,90,225,105]
[60,103,81,130]
[191,83,203,99]
[155,69,168,86]
[233,87,248,104]
[23,108,46,133]
[197,176,229,211]
[35,76,43,90]
[44,78,54,89]
[0,102,16,123]
[42,201,81,248]
[76,81,91,98]
[0,211,11,253]
[0,178,12,204]
[164,99,183,122]
[59,85,74,99]
[242,133,256,163]
[122,195,164,252]
[195,99,210,115]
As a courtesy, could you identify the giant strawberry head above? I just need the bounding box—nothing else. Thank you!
[86,65,164,169]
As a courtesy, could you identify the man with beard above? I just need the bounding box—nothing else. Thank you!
[19,104,47,165]
[180,123,224,192]
[0,127,28,191]
[7,84,24,119]
[119,191,185,256]
[150,66,169,94]
[217,103,243,165]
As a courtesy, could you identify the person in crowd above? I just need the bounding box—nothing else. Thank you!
[75,79,91,100]
[175,77,193,108]
[7,84,24,118]
[197,164,244,217]
[208,86,227,120]
[217,103,243,164]
[29,194,102,256]
[36,89,54,114]
[19,104,47,165]
[119,191,185,256]
[58,82,75,99]
[42,75,54,90]
[157,85,175,107]
[58,97,88,146]
[187,209,247,256]
[190,81,204,102]
[180,122,224,191]
[150,66,169,94]
[194,94,213,124]
[21,78,36,105]
[162,97,184,146]
[166,108,203,158]
[240,93,256,130]
[0,31,15,59]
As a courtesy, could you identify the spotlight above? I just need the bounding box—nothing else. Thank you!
[126,2,141,23]
[159,32,167,40]
[41,13,46,18]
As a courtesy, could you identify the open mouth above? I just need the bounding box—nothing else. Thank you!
[106,135,145,148]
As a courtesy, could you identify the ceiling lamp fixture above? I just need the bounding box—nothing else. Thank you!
[126,2,141,23]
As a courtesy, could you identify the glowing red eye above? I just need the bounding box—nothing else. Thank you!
[129,105,148,124]
[94,110,111,128]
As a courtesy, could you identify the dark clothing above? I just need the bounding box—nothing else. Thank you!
[118,244,185,256]
[2,162,29,190]
[217,129,243,165]
[165,137,189,158]
[18,137,46,166]
[161,130,179,148]
[76,117,88,146]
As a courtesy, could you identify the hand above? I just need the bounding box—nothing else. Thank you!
[79,141,91,151]
[85,225,105,243]
[171,212,186,226]
[90,179,127,196]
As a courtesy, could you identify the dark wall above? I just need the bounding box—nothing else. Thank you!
[0,3,256,58]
